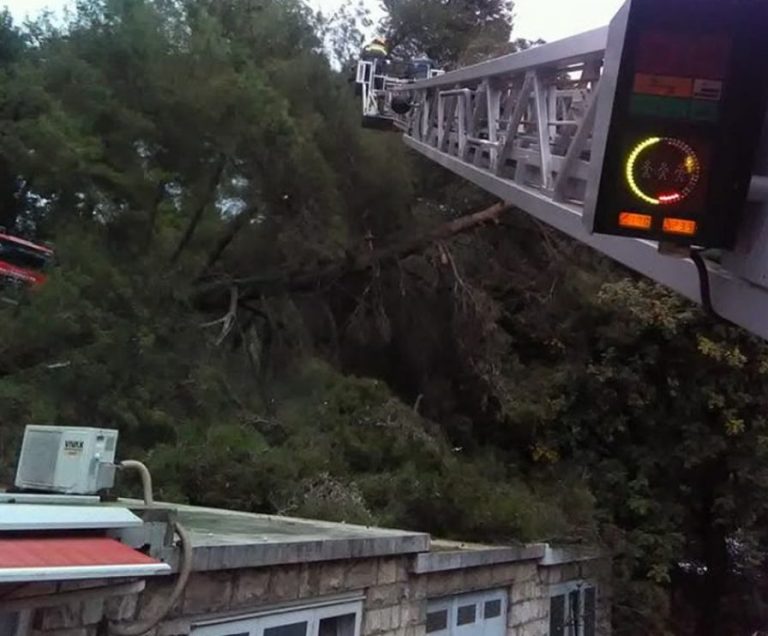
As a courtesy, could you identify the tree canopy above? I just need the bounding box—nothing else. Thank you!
[381,0,514,64]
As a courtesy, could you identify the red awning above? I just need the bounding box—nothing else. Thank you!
[0,536,171,583]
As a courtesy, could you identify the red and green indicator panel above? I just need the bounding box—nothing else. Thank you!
[592,0,768,249]
[613,31,725,239]
[628,32,728,123]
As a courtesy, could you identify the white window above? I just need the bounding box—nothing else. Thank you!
[192,600,362,636]
[548,582,596,636]
[0,611,30,636]
[427,589,507,636]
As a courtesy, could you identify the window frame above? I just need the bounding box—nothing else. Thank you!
[456,604,477,626]
[482,599,502,620]
[548,581,597,636]
[427,589,508,636]
[191,599,363,636]
[426,597,452,636]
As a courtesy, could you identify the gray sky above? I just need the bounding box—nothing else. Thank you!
[3,0,625,42]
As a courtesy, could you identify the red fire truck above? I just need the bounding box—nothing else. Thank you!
[0,231,53,288]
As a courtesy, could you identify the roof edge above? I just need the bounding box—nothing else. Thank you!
[411,544,547,574]
[539,544,605,566]
[162,533,432,573]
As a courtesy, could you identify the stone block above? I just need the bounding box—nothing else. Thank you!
[366,583,406,609]
[31,629,93,636]
[320,561,347,595]
[402,601,426,626]
[489,565,517,587]
[510,581,541,603]
[60,580,107,592]
[540,567,562,585]
[363,606,402,635]
[106,593,140,622]
[40,604,81,631]
[509,600,546,627]
[396,560,409,583]
[557,563,581,583]
[426,571,464,597]
[12,583,58,598]
[82,598,106,626]
[378,559,397,585]
[407,575,427,600]
[182,571,234,615]
[139,577,184,621]
[514,564,538,583]
[400,581,424,603]
[270,565,303,603]
[232,568,271,607]
[346,559,380,590]
[300,563,322,599]
[512,617,547,636]
[157,618,190,636]
[40,598,104,630]
[404,625,425,636]
[464,567,493,591]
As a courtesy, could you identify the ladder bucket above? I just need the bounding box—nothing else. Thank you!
[361,115,398,132]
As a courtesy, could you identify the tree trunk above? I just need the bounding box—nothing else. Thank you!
[197,204,258,280]
[196,201,510,305]
[170,154,227,264]
[696,462,730,636]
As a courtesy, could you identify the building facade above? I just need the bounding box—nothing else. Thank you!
[0,502,610,636]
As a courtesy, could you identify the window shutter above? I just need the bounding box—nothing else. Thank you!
[583,588,596,636]
[549,595,566,636]
[568,590,581,636]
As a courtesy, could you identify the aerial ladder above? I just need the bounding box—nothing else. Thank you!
[357,0,768,342]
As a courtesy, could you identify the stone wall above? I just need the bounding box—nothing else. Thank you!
[23,554,610,636]
[26,556,414,636]
[535,557,612,636]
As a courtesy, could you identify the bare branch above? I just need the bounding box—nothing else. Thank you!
[200,286,239,345]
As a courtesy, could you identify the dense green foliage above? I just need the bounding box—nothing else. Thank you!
[381,0,513,64]
[1,1,768,634]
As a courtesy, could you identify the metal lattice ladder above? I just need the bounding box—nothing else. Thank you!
[388,26,768,341]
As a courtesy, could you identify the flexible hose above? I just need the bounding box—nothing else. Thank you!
[119,460,154,506]
[109,460,193,635]
[109,520,193,636]
[690,249,718,318]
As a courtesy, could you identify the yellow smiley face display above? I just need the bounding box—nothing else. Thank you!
[625,137,701,206]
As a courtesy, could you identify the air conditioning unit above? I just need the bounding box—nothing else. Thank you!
[15,425,119,495]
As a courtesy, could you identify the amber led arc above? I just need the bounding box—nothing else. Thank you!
[626,137,662,205]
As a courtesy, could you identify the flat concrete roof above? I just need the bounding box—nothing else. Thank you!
[136,502,431,572]
[0,492,603,576]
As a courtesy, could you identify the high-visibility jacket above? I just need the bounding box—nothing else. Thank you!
[363,42,388,58]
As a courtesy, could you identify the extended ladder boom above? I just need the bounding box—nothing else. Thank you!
[389,18,768,341]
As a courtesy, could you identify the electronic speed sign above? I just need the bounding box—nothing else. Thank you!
[586,0,768,248]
